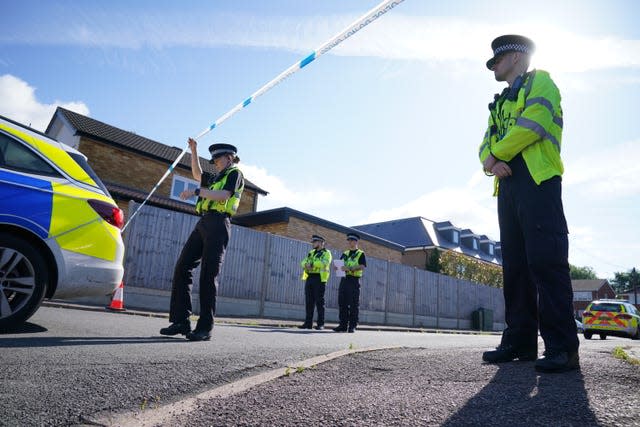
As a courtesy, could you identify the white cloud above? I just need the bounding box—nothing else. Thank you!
[362,171,500,240]
[241,163,338,211]
[3,11,640,74]
[564,140,640,197]
[0,74,90,131]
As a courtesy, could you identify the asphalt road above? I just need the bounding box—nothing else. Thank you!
[1,306,639,426]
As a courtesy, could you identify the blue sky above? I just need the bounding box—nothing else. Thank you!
[1,0,639,279]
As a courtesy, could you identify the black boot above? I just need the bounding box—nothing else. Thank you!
[482,344,537,363]
[186,329,212,341]
[333,325,348,332]
[298,323,312,329]
[160,320,191,336]
[535,350,579,373]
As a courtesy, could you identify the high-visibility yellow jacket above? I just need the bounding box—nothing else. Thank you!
[195,166,244,215]
[300,248,332,282]
[478,70,564,195]
[342,249,365,278]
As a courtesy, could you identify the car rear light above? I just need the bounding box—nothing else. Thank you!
[88,199,124,230]
[582,311,593,317]
[616,313,632,320]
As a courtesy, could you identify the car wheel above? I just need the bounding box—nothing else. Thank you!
[0,233,49,332]
[633,327,640,341]
[584,331,592,340]
[599,334,607,340]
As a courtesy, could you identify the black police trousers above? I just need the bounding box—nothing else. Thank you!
[498,155,578,353]
[338,276,361,328]
[304,274,325,326]
[169,212,230,332]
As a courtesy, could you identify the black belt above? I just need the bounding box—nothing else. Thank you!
[202,210,230,218]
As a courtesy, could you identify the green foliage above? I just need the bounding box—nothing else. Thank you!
[439,250,503,288]
[610,268,640,294]
[569,264,598,280]
[425,248,442,273]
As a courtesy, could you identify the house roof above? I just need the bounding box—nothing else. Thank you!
[46,107,267,195]
[353,216,501,265]
[571,279,610,292]
[233,207,405,251]
[106,181,198,215]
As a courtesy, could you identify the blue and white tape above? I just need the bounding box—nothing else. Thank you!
[124,0,405,230]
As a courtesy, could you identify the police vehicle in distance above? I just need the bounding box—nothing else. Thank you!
[0,114,124,331]
[582,299,640,340]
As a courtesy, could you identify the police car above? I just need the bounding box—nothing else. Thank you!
[0,114,124,331]
[582,299,640,340]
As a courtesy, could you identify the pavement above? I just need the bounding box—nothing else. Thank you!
[33,300,640,426]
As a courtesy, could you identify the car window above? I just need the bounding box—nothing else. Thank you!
[589,303,623,312]
[0,132,61,177]
[67,152,110,195]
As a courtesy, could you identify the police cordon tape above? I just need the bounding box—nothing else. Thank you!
[122,0,405,231]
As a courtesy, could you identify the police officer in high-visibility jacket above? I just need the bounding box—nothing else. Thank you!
[299,234,332,330]
[333,233,366,333]
[160,138,244,341]
[479,35,578,372]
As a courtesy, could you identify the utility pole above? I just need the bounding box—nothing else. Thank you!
[631,267,639,309]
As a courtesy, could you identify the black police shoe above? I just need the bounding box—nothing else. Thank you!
[482,344,537,363]
[333,325,348,332]
[314,325,325,330]
[159,321,191,336]
[535,350,580,373]
[347,327,356,333]
[186,329,212,341]
[298,323,313,329]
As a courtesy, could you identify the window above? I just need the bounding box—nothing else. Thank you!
[170,175,199,205]
[488,244,494,255]
[0,132,60,177]
[472,239,478,250]
[452,231,459,244]
[573,291,592,301]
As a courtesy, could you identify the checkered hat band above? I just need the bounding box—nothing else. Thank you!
[494,43,530,55]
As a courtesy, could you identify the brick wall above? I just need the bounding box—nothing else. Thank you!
[80,136,257,217]
[401,250,428,269]
[79,137,191,196]
[285,217,402,263]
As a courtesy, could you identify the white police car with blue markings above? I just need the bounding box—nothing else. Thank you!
[0,114,124,331]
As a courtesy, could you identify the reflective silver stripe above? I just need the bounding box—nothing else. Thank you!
[479,141,489,156]
[525,97,555,116]
[553,116,563,128]
[516,117,561,152]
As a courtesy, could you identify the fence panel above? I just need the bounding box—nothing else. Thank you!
[123,202,505,328]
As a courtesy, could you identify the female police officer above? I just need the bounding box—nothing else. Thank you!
[160,137,244,341]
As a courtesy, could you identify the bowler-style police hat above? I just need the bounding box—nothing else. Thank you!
[346,233,360,241]
[209,143,238,163]
[311,234,325,242]
[486,35,535,70]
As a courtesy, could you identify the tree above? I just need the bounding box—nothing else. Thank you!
[569,264,598,280]
[425,248,442,273]
[610,268,640,295]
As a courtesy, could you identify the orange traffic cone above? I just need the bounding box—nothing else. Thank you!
[107,281,126,311]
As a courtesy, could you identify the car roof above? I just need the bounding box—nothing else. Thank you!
[0,114,85,158]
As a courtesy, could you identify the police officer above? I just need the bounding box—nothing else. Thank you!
[160,138,244,341]
[479,35,579,372]
[333,232,366,333]
[299,234,332,330]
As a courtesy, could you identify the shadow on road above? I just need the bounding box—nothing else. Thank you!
[441,362,599,426]
[0,322,48,335]
[0,336,189,348]
[248,327,331,334]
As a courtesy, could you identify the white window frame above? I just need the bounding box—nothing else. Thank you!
[170,175,199,205]
[573,291,593,301]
